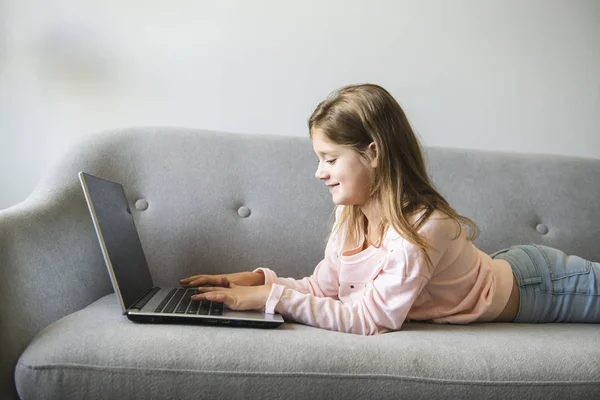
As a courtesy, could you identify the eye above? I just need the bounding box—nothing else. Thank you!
[326,159,337,164]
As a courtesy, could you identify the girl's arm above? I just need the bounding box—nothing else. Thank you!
[264,268,428,335]
[264,215,454,335]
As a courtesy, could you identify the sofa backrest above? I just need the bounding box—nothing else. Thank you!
[1,127,599,398]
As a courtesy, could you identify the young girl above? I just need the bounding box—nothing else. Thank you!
[180,83,600,335]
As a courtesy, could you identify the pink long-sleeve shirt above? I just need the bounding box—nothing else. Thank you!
[255,207,514,336]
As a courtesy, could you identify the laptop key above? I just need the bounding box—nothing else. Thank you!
[163,289,185,314]
[187,299,201,314]
[199,300,211,315]
[175,289,194,313]
[210,302,224,315]
[154,288,177,313]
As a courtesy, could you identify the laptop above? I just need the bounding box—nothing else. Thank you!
[78,172,284,329]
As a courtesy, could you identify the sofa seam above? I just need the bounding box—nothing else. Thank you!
[16,361,600,387]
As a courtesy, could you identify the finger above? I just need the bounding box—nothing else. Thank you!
[179,275,202,285]
[204,293,233,310]
[181,281,203,288]
[191,291,227,304]
[191,291,212,300]
[183,276,223,288]
[205,293,227,303]
[195,286,227,293]
[180,276,212,288]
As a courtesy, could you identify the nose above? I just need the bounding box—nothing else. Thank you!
[314,163,328,180]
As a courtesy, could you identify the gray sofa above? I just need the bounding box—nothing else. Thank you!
[2,127,599,399]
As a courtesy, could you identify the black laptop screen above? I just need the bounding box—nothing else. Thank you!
[80,173,154,310]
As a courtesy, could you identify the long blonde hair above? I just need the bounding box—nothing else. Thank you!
[308,83,479,266]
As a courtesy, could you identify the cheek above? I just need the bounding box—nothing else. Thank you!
[349,171,373,200]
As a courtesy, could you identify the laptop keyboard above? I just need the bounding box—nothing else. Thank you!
[154,288,223,316]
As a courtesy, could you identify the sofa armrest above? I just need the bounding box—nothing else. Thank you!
[0,184,113,399]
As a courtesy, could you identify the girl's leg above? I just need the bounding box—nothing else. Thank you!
[490,245,600,323]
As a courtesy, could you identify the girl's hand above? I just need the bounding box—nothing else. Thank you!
[180,271,265,288]
[192,283,273,311]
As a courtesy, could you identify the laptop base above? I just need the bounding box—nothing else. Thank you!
[126,313,283,329]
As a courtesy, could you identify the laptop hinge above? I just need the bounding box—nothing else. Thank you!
[129,287,160,310]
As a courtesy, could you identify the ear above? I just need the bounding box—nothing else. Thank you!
[368,142,378,168]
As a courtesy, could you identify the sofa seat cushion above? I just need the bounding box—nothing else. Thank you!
[15,294,600,399]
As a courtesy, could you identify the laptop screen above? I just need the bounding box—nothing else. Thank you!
[79,172,154,311]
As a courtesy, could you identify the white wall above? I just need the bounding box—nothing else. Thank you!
[1,0,599,210]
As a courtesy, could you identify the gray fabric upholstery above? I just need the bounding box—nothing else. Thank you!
[2,127,599,399]
[15,295,600,400]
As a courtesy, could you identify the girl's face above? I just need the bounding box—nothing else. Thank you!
[312,131,376,206]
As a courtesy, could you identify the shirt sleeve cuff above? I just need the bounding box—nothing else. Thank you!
[253,267,277,286]
[264,284,285,314]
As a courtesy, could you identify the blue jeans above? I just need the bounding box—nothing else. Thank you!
[490,244,600,323]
